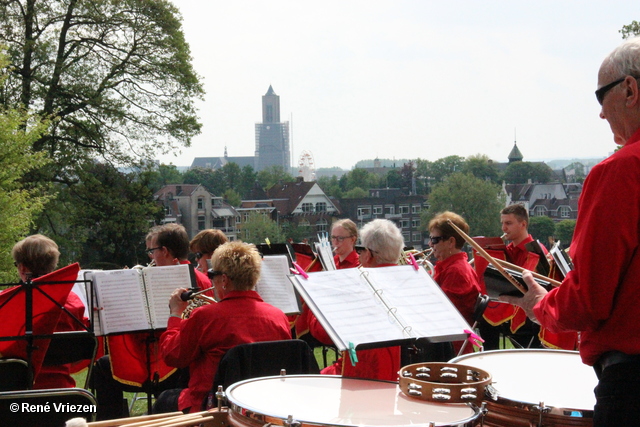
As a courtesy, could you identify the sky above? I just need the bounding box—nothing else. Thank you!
[159,1,639,171]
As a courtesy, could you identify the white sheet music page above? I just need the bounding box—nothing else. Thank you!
[92,269,151,334]
[290,265,470,351]
[142,264,193,329]
[365,266,470,341]
[255,255,300,315]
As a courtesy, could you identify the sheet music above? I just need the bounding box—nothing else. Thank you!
[255,255,300,315]
[315,233,336,271]
[143,264,194,329]
[290,265,470,351]
[92,269,151,334]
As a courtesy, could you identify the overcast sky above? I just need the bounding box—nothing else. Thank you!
[160,1,638,170]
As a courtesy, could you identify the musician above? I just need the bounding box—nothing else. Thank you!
[155,241,291,414]
[501,36,640,425]
[428,212,481,354]
[189,229,228,275]
[479,204,543,349]
[331,219,359,269]
[11,234,88,389]
[318,219,403,381]
[92,223,211,420]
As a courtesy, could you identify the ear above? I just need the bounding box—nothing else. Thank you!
[625,76,640,107]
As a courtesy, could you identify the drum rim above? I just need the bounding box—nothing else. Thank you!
[225,374,482,427]
[449,349,594,419]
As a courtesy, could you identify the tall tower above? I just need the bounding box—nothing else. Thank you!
[255,85,291,172]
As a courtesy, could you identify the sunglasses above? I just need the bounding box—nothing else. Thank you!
[595,77,626,105]
[429,236,448,245]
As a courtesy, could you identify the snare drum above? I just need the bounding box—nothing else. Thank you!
[450,349,597,427]
[225,375,482,427]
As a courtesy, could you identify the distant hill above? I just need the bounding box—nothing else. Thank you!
[543,157,607,170]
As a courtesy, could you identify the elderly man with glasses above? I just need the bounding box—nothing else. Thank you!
[502,36,640,426]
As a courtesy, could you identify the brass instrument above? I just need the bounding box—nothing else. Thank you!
[400,248,435,277]
[181,287,216,319]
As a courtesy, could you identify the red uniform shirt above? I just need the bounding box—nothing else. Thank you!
[534,128,640,365]
[433,252,481,326]
[160,290,291,412]
[334,250,359,269]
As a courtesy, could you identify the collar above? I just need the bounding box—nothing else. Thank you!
[435,251,468,270]
[220,290,263,302]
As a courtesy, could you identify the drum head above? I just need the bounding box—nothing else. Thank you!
[226,375,480,427]
[451,349,597,416]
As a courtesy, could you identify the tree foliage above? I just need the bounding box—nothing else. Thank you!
[555,219,577,248]
[239,211,285,245]
[421,173,504,237]
[503,161,553,184]
[462,154,499,183]
[620,21,640,39]
[257,166,294,191]
[0,0,204,181]
[528,216,556,248]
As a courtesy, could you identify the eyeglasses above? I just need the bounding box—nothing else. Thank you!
[207,270,225,279]
[331,235,351,241]
[146,246,163,255]
[355,246,376,255]
[429,236,448,245]
[195,252,204,260]
[595,77,626,105]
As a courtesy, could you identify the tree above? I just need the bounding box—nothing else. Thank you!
[343,187,368,198]
[555,219,577,248]
[316,175,342,198]
[529,216,556,248]
[1,0,204,181]
[343,168,379,192]
[430,155,466,183]
[183,167,219,194]
[148,164,184,193]
[620,21,640,39]
[238,165,258,198]
[502,161,553,184]
[0,109,51,282]
[57,161,163,268]
[223,188,241,207]
[239,211,285,244]
[421,173,504,237]
[257,166,294,191]
[462,154,499,183]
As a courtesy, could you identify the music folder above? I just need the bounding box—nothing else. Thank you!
[289,265,470,352]
[255,254,301,315]
[89,264,195,335]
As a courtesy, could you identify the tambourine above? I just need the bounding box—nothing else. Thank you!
[399,362,492,404]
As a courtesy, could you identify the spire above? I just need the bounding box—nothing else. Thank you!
[224,146,228,158]
[265,85,276,96]
[508,142,523,163]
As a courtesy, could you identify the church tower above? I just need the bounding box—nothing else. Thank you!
[255,85,290,172]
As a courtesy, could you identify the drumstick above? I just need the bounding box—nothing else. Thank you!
[493,258,562,288]
[446,219,526,295]
[87,412,184,427]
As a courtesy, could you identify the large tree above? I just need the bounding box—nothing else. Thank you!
[422,172,504,237]
[528,216,556,248]
[0,0,204,181]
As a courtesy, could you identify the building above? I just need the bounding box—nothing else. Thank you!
[338,188,428,249]
[154,184,240,240]
[255,85,291,172]
[237,177,340,242]
[191,85,291,173]
[502,182,579,221]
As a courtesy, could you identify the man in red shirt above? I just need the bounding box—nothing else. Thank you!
[502,36,640,425]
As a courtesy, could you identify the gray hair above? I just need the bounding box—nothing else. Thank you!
[602,36,640,79]
[359,219,404,264]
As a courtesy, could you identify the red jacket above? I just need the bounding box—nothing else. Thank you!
[160,290,291,412]
[535,128,640,365]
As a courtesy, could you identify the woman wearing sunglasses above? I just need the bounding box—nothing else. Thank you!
[428,211,481,354]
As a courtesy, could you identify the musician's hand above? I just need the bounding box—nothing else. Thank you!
[169,288,189,317]
[499,270,547,324]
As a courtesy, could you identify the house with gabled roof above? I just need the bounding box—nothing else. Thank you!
[154,184,240,240]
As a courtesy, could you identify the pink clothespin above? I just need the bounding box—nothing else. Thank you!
[291,262,309,279]
[464,329,485,348]
[408,252,419,270]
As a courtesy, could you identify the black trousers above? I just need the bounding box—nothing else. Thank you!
[593,361,640,426]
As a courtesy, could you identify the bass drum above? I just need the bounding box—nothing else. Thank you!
[225,375,482,427]
[450,349,596,427]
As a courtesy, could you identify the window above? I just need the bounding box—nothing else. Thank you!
[412,219,421,228]
[197,197,204,210]
[198,215,206,230]
[385,206,395,215]
[412,232,422,242]
[412,205,422,214]
[402,232,410,242]
[373,206,383,215]
[399,205,410,214]
[534,206,546,216]
[301,203,314,213]
[212,198,223,207]
[299,219,311,227]
[560,206,570,218]
[357,207,371,218]
[400,219,410,229]
[315,202,327,213]
[316,219,328,233]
